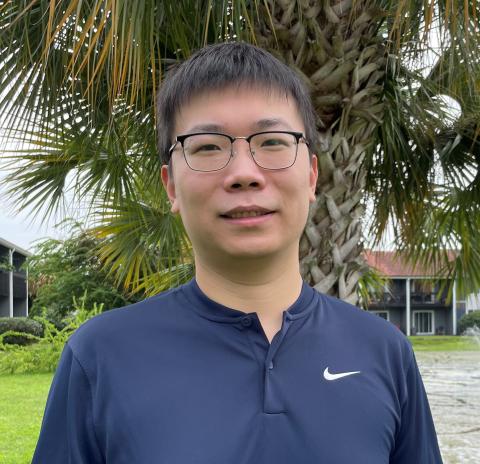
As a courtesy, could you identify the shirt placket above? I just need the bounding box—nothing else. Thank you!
[240,312,293,414]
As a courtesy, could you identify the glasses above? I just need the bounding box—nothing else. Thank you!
[168,131,309,172]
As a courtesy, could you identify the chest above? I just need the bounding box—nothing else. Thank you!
[93,326,400,463]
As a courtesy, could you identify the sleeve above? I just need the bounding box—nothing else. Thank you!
[390,352,443,464]
[32,342,104,464]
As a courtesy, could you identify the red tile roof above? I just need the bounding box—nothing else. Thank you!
[363,250,456,277]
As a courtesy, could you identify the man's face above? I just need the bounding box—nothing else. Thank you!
[161,85,318,266]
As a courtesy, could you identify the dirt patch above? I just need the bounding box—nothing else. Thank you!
[416,351,480,464]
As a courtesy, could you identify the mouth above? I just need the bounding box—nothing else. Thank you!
[219,207,276,225]
[220,210,274,219]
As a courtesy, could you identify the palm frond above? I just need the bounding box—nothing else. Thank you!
[91,181,193,295]
[396,185,480,301]
[1,97,159,221]
[0,0,259,123]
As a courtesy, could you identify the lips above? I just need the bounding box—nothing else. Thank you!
[220,206,275,219]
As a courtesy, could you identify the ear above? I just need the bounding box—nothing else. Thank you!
[161,164,180,214]
[308,154,318,203]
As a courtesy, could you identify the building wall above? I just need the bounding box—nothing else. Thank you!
[13,298,27,317]
[369,308,405,333]
[0,296,9,317]
[466,293,480,312]
[0,244,29,318]
[389,308,404,332]
[433,307,448,334]
[368,277,466,335]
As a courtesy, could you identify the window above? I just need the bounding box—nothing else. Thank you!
[372,311,389,321]
[413,311,434,335]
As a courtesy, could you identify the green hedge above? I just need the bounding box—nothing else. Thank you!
[0,318,44,345]
[0,302,103,374]
[458,311,480,335]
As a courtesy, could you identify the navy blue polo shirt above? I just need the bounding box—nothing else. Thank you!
[32,279,443,463]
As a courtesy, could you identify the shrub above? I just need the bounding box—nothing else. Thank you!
[458,311,480,335]
[0,318,44,345]
[0,298,103,374]
[27,224,139,326]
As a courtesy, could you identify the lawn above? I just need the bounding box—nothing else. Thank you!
[408,335,480,351]
[0,373,53,464]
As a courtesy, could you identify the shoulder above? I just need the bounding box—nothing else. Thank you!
[314,290,414,367]
[67,285,183,356]
[315,290,398,332]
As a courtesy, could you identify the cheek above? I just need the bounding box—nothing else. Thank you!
[282,170,312,207]
[282,181,312,231]
[175,178,215,234]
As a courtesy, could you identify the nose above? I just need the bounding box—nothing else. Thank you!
[223,139,266,191]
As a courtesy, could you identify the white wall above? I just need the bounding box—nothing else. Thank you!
[466,292,480,312]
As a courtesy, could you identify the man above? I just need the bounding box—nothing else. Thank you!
[32,42,443,463]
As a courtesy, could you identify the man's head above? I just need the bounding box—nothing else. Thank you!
[157,43,318,269]
[156,42,317,164]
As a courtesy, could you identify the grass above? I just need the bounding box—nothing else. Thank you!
[0,373,53,464]
[408,335,480,351]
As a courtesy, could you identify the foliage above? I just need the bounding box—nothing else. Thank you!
[27,221,139,325]
[356,267,389,310]
[0,257,14,272]
[92,181,193,296]
[363,22,480,298]
[0,298,102,374]
[0,317,44,345]
[457,311,480,335]
[0,1,479,298]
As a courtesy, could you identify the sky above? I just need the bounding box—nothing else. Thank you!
[0,123,76,251]
[0,207,57,251]
[0,172,69,251]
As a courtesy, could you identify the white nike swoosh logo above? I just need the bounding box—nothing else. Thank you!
[323,367,361,381]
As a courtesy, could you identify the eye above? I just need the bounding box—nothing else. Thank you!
[185,134,230,155]
[257,135,292,150]
[192,144,222,153]
[263,137,286,146]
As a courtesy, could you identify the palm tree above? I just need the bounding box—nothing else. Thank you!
[0,0,479,302]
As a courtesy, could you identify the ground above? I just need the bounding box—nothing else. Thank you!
[416,351,480,464]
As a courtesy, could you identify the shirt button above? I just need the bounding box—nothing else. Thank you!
[268,361,274,370]
[241,316,252,327]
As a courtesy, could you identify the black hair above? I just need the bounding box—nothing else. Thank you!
[156,42,317,164]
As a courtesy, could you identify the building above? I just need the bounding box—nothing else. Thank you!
[0,237,31,317]
[466,292,480,313]
[364,250,467,336]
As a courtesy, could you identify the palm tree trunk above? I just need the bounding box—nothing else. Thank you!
[255,0,386,304]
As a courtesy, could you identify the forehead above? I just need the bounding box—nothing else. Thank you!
[173,84,304,135]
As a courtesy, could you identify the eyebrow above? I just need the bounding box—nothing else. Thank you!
[253,118,294,131]
[185,118,294,134]
[186,123,224,133]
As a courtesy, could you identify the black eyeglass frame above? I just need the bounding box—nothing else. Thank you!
[168,130,310,172]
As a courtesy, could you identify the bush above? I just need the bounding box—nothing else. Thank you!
[0,298,103,374]
[458,311,480,335]
[27,224,139,326]
[0,318,44,345]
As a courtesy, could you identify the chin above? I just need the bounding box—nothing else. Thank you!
[220,242,283,261]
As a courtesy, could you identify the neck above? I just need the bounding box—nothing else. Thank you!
[194,248,303,321]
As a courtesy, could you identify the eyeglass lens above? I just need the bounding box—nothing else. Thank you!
[182,132,298,171]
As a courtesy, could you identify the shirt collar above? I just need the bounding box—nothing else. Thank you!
[180,278,317,324]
